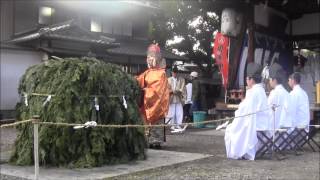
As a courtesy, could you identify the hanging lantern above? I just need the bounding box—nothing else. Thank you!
[221,8,243,37]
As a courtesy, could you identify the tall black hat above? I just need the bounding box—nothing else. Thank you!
[246,62,262,79]
[172,66,178,73]
[269,63,285,79]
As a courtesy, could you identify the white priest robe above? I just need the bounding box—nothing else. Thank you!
[290,85,310,129]
[225,84,270,160]
[268,84,293,129]
[167,77,185,127]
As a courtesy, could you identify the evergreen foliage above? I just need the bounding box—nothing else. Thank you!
[150,0,221,77]
[10,57,146,168]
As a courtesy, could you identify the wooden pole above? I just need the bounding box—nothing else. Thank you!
[316,81,320,105]
[225,38,231,104]
[33,116,40,180]
[271,105,285,160]
[224,90,227,104]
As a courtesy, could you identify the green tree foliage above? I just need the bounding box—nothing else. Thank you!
[10,57,146,168]
[151,0,221,77]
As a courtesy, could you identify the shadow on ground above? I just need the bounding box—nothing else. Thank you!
[1,127,319,180]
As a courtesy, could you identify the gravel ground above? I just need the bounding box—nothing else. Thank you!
[0,127,18,163]
[115,128,320,180]
[1,127,319,180]
[0,127,17,152]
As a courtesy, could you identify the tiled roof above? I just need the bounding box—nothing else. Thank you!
[6,20,188,61]
[7,20,118,47]
[106,39,188,61]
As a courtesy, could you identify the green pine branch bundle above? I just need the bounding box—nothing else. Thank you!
[10,57,146,168]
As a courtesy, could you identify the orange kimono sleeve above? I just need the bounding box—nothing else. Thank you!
[136,71,146,89]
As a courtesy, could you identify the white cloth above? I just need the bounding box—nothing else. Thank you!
[268,85,293,129]
[225,84,270,160]
[290,85,310,128]
[168,76,185,104]
[185,83,192,104]
[172,77,177,90]
[166,103,183,127]
[300,68,315,104]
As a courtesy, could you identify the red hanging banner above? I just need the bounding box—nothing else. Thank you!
[213,32,229,89]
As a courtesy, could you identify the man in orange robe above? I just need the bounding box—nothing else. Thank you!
[136,43,169,147]
[136,69,169,124]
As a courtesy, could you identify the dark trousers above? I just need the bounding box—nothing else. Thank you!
[183,103,192,122]
[190,101,201,121]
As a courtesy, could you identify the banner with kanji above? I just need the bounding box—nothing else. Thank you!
[213,32,229,89]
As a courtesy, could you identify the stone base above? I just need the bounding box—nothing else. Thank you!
[0,149,212,180]
[0,110,16,120]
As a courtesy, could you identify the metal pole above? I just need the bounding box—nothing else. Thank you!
[33,116,40,180]
[272,105,276,154]
[271,105,285,160]
[224,90,227,104]
[225,38,230,104]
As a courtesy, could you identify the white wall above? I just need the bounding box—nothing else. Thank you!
[0,49,42,110]
[0,0,14,41]
[286,13,320,35]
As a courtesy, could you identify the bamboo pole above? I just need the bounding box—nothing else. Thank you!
[33,116,40,180]
[316,81,320,105]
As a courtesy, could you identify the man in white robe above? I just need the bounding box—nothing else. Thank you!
[268,64,292,129]
[225,63,270,160]
[167,67,186,131]
[288,72,310,129]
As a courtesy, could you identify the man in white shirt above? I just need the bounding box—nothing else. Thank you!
[288,72,310,129]
[183,78,192,122]
[268,64,292,129]
[225,63,270,160]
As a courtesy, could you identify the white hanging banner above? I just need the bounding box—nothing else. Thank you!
[94,97,99,111]
[24,93,28,106]
[122,96,127,109]
[221,8,243,37]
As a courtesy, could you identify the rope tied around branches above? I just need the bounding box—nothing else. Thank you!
[0,119,34,128]
[0,106,275,129]
[2,106,319,129]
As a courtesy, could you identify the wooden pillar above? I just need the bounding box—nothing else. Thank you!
[246,3,255,63]
[247,24,254,63]
[317,81,320,105]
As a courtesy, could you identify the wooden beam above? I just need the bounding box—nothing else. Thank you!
[291,33,320,41]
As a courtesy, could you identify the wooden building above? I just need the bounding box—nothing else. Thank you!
[0,1,187,118]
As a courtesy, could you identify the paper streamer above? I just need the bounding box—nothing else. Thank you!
[42,95,52,106]
[94,97,99,111]
[73,121,97,129]
[122,96,127,109]
[24,93,28,106]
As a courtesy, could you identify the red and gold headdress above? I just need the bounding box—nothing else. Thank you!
[147,43,161,55]
[146,42,162,68]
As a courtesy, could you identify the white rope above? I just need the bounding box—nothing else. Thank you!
[24,92,126,98]
[216,121,229,130]
[309,125,320,128]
